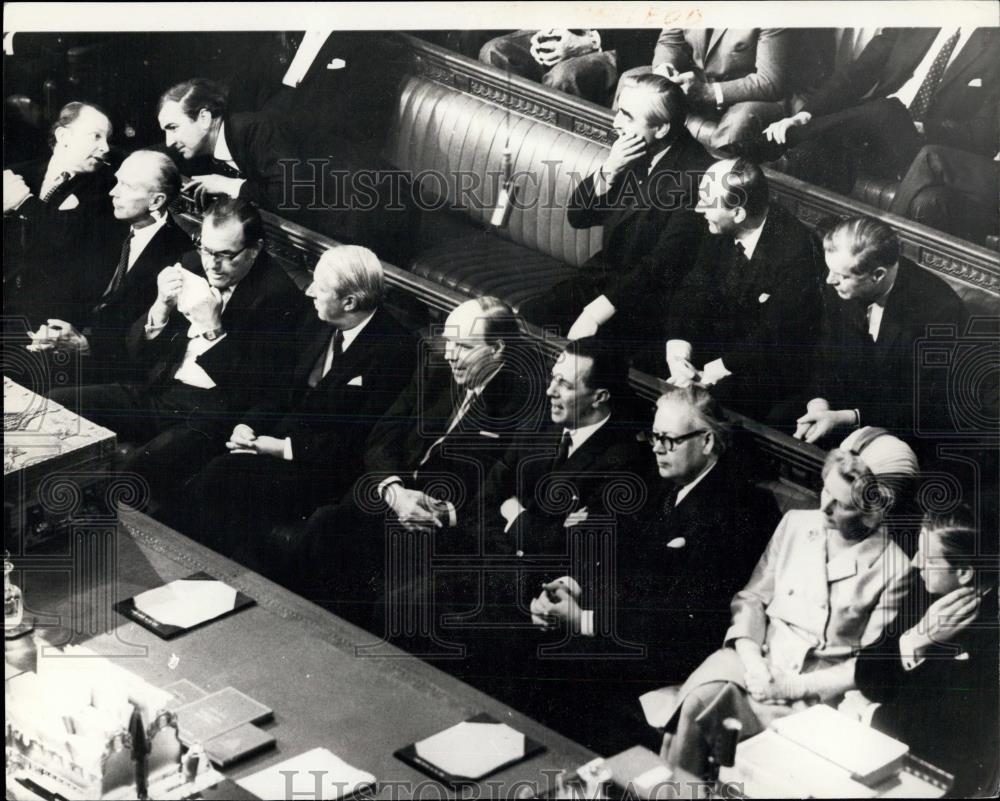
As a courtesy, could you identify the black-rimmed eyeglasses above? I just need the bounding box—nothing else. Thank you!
[195,237,248,263]
[641,429,708,451]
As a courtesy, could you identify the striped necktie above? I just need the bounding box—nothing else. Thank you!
[94,232,134,313]
[41,171,71,203]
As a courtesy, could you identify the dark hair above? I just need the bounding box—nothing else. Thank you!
[820,216,900,276]
[474,296,523,345]
[48,101,110,148]
[925,504,988,570]
[561,336,630,403]
[718,157,769,218]
[159,78,228,120]
[203,197,264,245]
[618,72,687,128]
[656,384,730,456]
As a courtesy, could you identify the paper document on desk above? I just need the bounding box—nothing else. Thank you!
[114,571,255,639]
[134,579,238,628]
[237,747,375,800]
[415,720,525,779]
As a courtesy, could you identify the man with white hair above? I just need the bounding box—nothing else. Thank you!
[181,245,417,556]
[25,149,192,385]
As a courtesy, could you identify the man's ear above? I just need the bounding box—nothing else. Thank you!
[701,431,715,456]
[197,109,214,129]
[148,191,168,213]
[491,339,506,358]
[732,206,747,225]
[342,293,358,312]
[53,126,69,148]
[956,567,975,587]
[593,388,610,408]
[653,122,671,141]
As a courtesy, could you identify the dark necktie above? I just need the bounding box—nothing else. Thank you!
[909,29,962,122]
[553,429,573,467]
[307,328,343,388]
[41,171,70,203]
[94,232,133,313]
[660,483,680,521]
[723,240,749,298]
[211,158,242,179]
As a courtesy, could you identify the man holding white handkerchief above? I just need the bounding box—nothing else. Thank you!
[53,197,305,511]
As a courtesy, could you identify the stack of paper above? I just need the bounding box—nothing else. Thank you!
[237,748,375,800]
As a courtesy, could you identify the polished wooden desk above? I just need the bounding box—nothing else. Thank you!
[10,507,602,799]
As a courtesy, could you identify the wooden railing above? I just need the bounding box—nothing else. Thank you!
[400,34,1000,302]
[178,203,827,491]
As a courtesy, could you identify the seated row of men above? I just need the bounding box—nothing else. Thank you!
[477,26,999,241]
[2,84,978,468]
[3,108,995,789]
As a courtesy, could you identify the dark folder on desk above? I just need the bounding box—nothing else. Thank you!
[394,712,545,787]
[114,571,255,639]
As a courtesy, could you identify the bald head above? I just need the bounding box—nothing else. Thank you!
[695,157,769,236]
[109,149,181,224]
[442,296,518,387]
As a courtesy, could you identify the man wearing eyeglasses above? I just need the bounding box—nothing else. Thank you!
[54,197,307,514]
[526,384,779,755]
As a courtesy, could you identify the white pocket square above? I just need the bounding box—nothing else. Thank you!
[57,194,79,211]
[666,537,686,549]
[327,58,346,70]
[968,78,982,87]
[347,375,363,386]
[479,430,500,439]
[758,293,770,303]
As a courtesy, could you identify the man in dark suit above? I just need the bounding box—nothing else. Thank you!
[3,101,117,331]
[793,216,968,449]
[180,244,417,557]
[518,73,710,343]
[24,150,192,386]
[478,28,659,106]
[157,78,298,212]
[666,158,825,421]
[764,28,1000,193]
[291,296,548,620]
[53,198,306,509]
[526,385,780,755]
[852,505,998,797]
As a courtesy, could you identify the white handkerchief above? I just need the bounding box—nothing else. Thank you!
[133,579,237,628]
[415,721,524,779]
[479,430,499,439]
[57,194,79,210]
[758,293,770,303]
[968,78,982,87]
[639,686,681,728]
[327,58,346,70]
[347,375,363,386]
[666,537,686,549]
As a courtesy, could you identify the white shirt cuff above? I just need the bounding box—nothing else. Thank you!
[711,81,724,108]
[580,609,595,637]
[282,437,293,461]
[583,294,616,325]
[899,630,926,671]
[500,496,528,532]
[229,178,247,198]
[144,313,168,340]
[378,476,404,501]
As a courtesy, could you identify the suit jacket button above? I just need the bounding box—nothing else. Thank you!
[515,550,524,558]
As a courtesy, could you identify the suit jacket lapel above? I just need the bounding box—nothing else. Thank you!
[705,29,726,63]
[935,29,990,96]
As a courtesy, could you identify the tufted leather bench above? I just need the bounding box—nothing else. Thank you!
[384,74,607,310]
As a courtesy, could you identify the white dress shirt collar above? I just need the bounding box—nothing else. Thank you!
[563,412,611,459]
[675,457,719,506]
[735,212,768,262]
[127,211,169,271]
[213,123,237,168]
[339,309,375,352]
